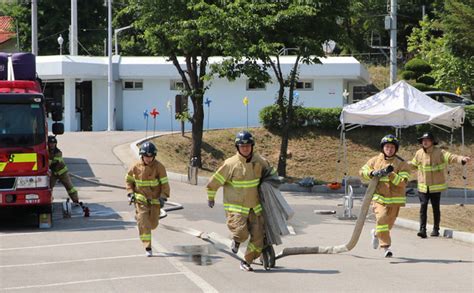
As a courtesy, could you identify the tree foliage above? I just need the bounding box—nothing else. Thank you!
[213,0,349,176]
[0,1,107,55]
[118,0,228,166]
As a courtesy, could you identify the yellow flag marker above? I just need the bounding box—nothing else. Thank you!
[243,96,249,106]
[456,87,462,96]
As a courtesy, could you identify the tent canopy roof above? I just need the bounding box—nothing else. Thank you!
[341,80,465,128]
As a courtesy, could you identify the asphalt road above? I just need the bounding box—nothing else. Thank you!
[0,131,472,292]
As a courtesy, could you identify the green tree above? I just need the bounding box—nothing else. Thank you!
[408,11,473,96]
[214,0,349,176]
[0,1,107,55]
[119,0,227,167]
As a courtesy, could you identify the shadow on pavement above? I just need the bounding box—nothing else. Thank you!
[390,257,472,265]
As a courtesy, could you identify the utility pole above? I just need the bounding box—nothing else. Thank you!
[389,0,397,85]
[31,0,38,55]
[107,0,115,131]
[70,0,78,55]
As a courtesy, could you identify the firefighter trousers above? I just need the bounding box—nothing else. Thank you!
[418,192,441,231]
[135,202,161,249]
[50,172,79,203]
[226,209,264,264]
[373,202,400,248]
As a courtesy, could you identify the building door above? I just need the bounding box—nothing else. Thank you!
[75,81,92,131]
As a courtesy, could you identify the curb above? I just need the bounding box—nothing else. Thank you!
[395,218,474,244]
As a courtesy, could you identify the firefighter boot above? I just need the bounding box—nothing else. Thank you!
[240,261,253,272]
[231,240,240,254]
[417,229,427,239]
[145,247,153,257]
[430,228,440,237]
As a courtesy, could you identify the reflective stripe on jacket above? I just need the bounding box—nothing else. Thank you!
[125,159,170,202]
[206,152,274,215]
[360,153,410,206]
[48,148,68,176]
[410,146,464,193]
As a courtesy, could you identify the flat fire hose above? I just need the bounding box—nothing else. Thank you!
[69,173,183,218]
[274,177,379,260]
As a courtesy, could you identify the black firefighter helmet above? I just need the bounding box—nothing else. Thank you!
[139,142,158,157]
[417,132,438,145]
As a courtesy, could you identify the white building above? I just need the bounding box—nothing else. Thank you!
[36,55,369,132]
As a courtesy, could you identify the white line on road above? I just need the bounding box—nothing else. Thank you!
[287,225,296,235]
[1,272,185,291]
[0,223,136,237]
[0,254,144,269]
[0,238,136,251]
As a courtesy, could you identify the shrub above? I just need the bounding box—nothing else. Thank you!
[259,105,342,131]
[412,82,434,91]
[405,58,432,76]
[416,75,436,86]
[400,70,416,80]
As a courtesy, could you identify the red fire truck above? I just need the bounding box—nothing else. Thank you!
[0,52,63,228]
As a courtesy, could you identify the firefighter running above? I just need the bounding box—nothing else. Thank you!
[126,142,170,257]
[360,134,410,258]
[206,131,276,271]
[410,132,471,238]
[48,135,80,204]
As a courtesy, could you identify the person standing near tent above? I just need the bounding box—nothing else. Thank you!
[410,132,471,238]
[360,134,410,257]
[206,130,275,271]
[126,142,170,257]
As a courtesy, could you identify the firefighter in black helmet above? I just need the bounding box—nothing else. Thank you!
[125,141,170,257]
[47,135,80,204]
[410,132,471,238]
[206,130,276,271]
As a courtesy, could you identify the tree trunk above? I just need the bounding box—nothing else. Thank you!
[276,83,287,176]
[191,95,204,168]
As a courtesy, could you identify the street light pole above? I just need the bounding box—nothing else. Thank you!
[107,0,115,131]
[389,0,397,85]
[114,25,132,55]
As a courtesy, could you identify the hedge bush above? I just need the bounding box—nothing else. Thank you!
[405,58,432,75]
[416,75,436,86]
[260,105,474,131]
[259,105,342,131]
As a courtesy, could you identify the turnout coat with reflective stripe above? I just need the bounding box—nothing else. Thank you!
[126,159,170,203]
[410,146,464,193]
[49,148,68,176]
[207,152,272,215]
[360,153,410,206]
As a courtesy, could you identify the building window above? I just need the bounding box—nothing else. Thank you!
[170,80,185,91]
[296,80,313,90]
[123,80,143,90]
[246,80,266,90]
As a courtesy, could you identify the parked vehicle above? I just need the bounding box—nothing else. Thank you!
[423,91,473,106]
[0,52,63,228]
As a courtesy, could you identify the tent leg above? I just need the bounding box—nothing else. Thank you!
[461,126,467,205]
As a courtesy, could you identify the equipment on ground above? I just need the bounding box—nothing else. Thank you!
[0,52,64,228]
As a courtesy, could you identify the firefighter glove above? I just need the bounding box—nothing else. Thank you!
[208,199,215,208]
[127,193,135,205]
[159,197,167,207]
[371,165,394,177]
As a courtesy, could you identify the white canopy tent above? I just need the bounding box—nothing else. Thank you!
[339,80,468,199]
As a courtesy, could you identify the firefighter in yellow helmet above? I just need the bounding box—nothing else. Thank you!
[206,131,276,271]
[410,132,471,238]
[125,142,170,257]
[360,134,410,257]
[48,135,80,204]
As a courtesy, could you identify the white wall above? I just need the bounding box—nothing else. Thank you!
[119,77,347,131]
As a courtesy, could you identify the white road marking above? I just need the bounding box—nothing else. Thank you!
[287,225,296,235]
[0,254,144,269]
[0,223,135,237]
[0,238,136,251]
[1,272,185,291]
